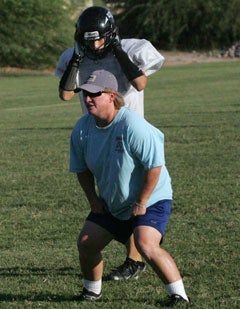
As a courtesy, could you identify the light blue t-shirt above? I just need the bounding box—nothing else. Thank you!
[70,107,172,220]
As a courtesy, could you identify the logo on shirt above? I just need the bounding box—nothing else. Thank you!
[115,136,124,152]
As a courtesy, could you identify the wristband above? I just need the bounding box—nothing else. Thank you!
[134,202,146,209]
[59,54,82,91]
[113,43,143,81]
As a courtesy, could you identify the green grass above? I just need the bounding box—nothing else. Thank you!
[0,61,239,308]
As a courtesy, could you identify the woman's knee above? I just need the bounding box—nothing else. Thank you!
[134,237,150,257]
[134,234,162,260]
[77,233,93,256]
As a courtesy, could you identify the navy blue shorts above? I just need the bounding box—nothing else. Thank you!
[86,200,172,244]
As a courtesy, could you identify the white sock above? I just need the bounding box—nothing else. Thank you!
[166,279,189,301]
[83,279,102,295]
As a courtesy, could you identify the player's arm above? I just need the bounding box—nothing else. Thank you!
[77,169,97,203]
[77,169,107,214]
[58,52,81,101]
[59,88,75,101]
[132,166,161,217]
[131,74,147,91]
[59,39,84,101]
[112,39,147,91]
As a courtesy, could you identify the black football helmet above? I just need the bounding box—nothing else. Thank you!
[75,6,117,59]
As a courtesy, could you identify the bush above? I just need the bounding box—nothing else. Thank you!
[0,0,74,68]
[106,0,240,50]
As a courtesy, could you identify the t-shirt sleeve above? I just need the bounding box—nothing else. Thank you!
[126,117,165,169]
[69,121,88,173]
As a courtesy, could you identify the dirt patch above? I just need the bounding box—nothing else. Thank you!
[161,50,239,66]
[0,51,239,74]
[0,67,54,74]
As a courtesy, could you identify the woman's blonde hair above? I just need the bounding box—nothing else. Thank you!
[104,88,124,110]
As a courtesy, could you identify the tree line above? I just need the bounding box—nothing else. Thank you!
[0,0,239,69]
[109,0,240,50]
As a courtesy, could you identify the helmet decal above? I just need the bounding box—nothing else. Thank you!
[84,31,100,40]
[106,11,114,21]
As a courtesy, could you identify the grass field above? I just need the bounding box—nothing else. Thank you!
[0,61,239,308]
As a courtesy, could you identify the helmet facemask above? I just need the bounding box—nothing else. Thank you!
[75,29,117,60]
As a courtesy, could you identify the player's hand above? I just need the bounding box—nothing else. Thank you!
[59,42,82,91]
[73,29,85,61]
[132,202,147,217]
[74,40,85,61]
[110,34,122,50]
[108,26,120,48]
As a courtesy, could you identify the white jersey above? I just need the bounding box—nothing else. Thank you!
[55,39,165,117]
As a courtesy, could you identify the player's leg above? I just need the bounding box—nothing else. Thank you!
[132,199,190,305]
[77,219,113,300]
[134,225,182,282]
[108,234,146,280]
[126,233,143,261]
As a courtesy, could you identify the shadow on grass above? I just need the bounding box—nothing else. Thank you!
[0,293,81,302]
[0,267,171,306]
[0,267,124,281]
[0,292,162,306]
[0,267,81,303]
[0,266,78,277]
